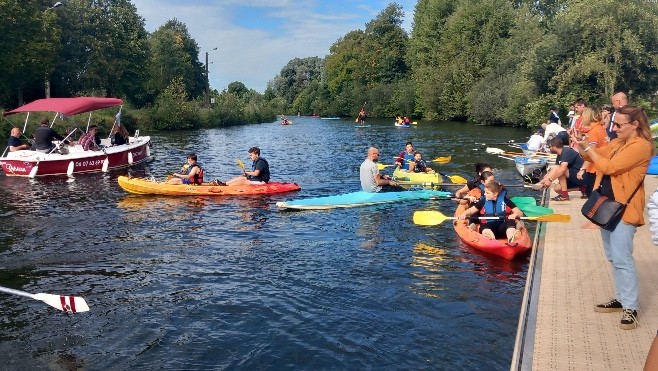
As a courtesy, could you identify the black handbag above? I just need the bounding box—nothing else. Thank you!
[581,181,643,231]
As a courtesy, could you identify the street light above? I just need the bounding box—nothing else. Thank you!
[205,47,217,107]
[44,1,63,98]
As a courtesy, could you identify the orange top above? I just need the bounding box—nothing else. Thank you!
[584,122,608,173]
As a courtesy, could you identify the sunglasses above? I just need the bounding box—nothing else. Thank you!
[611,121,634,129]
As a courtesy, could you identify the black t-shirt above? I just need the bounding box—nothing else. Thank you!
[8,136,23,148]
[556,146,584,171]
[248,158,270,182]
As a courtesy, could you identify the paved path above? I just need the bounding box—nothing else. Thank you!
[515,175,658,370]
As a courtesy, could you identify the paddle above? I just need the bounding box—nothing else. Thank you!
[236,159,247,175]
[377,163,396,170]
[413,210,571,226]
[0,285,90,313]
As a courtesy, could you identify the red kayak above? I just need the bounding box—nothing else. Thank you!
[453,202,532,260]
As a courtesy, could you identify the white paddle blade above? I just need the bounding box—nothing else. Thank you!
[67,161,75,176]
[485,147,505,154]
[102,158,109,172]
[28,165,38,178]
[33,293,90,313]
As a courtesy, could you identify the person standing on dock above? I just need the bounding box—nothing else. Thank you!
[575,105,654,330]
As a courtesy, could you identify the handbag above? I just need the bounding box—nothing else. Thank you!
[581,181,643,231]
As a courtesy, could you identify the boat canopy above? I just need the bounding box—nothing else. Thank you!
[4,97,123,116]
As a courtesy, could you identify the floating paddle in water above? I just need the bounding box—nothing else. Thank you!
[0,285,90,313]
[413,210,570,226]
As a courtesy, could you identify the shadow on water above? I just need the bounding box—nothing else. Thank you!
[0,118,536,370]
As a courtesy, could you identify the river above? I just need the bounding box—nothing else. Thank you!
[0,117,537,370]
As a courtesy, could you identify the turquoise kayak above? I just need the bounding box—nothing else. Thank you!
[276,190,452,210]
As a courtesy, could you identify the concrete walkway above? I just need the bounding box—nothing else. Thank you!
[513,175,658,370]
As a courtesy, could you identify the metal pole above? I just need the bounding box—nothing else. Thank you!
[205,51,209,107]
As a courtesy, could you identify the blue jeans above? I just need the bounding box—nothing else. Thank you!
[601,222,639,309]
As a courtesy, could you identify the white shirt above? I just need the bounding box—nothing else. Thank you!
[543,122,566,141]
[526,134,545,151]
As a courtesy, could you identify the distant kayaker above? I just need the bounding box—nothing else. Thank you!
[7,128,31,151]
[394,142,415,170]
[168,153,204,185]
[226,147,270,186]
[360,146,404,192]
[458,181,524,243]
[358,108,367,125]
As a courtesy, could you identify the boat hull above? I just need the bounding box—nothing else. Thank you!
[276,190,451,210]
[1,137,150,177]
[118,176,301,196]
[514,157,547,176]
[453,202,532,260]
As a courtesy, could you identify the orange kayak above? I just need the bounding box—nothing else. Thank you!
[117,176,300,196]
[453,202,532,260]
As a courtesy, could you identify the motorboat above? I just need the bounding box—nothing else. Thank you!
[1,97,150,178]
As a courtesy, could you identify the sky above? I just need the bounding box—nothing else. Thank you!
[131,0,417,93]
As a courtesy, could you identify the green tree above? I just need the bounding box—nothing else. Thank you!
[268,57,325,105]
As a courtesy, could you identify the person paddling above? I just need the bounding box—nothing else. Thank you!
[458,181,524,243]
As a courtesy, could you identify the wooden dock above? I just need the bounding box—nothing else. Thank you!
[512,176,658,370]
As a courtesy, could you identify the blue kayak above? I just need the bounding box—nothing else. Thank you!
[276,190,452,210]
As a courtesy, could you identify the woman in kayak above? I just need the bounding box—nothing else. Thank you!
[458,181,524,243]
[168,153,204,185]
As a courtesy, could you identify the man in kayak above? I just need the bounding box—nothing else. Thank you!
[227,147,270,186]
[168,153,204,185]
[395,142,415,170]
[7,128,31,151]
[360,147,404,192]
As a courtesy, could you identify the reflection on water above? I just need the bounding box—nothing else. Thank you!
[0,118,536,370]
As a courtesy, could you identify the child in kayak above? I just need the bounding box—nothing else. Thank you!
[458,181,524,243]
[409,151,432,173]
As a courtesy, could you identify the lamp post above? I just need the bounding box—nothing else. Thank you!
[204,47,217,107]
[44,2,63,98]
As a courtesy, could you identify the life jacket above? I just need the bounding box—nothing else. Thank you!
[480,189,510,224]
[400,152,414,170]
[247,158,270,183]
[188,163,204,185]
[413,159,427,173]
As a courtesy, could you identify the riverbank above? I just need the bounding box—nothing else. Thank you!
[513,176,658,369]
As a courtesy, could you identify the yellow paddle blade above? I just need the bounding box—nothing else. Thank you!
[377,163,395,170]
[413,210,453,226]
[236,159,245,170]
[432,156,451,164]
[411,121,418,125]
[440,173,467,184]
[527,213,571,222]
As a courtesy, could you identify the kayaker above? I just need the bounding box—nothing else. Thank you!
[409,151,432,173]
[7,128,31,151]
[394,142,415,170]
[168,153,204,185]
[358,108,367,125]
[226,147,270,186]
[360,146,404,192]
[458,181,524,243]
[454,162,492,200]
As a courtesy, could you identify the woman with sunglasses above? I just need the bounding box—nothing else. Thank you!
[574,105,655,330]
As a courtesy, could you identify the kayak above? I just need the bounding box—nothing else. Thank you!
[276,190,452,210]
[117,176,301,196]
[453,202,532,260]
[393,168,444,184]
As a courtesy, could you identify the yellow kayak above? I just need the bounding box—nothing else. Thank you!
[117,176,301,196]
[392,168,444,184]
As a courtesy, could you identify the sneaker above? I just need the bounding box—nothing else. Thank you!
[551,194,570,201]
[509,229,522,244]
[595,298,623,313]
[620,309,638,330]
[211,179,226,186]
[580,194,588,199]
[468,223,477,231]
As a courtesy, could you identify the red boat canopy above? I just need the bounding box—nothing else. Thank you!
[3,97,123,116]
